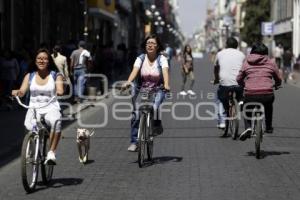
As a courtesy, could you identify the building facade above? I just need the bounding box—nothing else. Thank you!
[293,0,300,57]
[271,0,293,49]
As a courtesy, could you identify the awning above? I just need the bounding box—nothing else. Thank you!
[89,7,116,21]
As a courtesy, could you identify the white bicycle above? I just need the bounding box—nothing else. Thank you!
[15,96,58,193]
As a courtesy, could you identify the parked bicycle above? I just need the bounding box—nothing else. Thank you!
[15,96,57,193]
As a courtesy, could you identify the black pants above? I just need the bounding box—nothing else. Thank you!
[243,94,274,130]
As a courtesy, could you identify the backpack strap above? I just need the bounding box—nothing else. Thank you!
[29,71,57,85]
[29,72,36,85]
[156,54,163,85]
[50,71,57,80]
[135,54,146,88]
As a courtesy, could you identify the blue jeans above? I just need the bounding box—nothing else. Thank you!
[216,97,225,125]
[130,88,165,144]
[73,68,86,98]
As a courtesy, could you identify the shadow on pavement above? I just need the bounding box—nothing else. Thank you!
[35,177,83,191]
[152,156,183,164]
[246,151,290,159]
[133,156,183,168]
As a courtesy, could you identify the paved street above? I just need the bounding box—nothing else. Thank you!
[0,55,300,200]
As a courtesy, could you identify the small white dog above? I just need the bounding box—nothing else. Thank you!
[76,128,95,164]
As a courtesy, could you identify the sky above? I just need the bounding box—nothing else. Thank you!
[177,0,216,37]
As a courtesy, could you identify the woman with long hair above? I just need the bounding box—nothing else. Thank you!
[179,44,195,95]
[12,48,64,164]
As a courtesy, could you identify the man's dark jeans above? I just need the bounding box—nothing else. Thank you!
[217,85,243,115]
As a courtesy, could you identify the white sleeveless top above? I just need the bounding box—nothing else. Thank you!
[29,73,60,114]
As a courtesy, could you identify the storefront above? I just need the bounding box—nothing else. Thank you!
[88,0,117,46]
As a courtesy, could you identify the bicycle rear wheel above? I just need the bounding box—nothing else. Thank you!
[138,115,146,168]
[229,102,239,140]
[147,114,154,161]
[255,116,263,159]
[21,132,39,193]
[41,133,53,184]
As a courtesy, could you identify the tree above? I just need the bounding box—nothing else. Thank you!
[240,0,270,45]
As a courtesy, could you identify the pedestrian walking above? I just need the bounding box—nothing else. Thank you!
[282,48,293,83]
[273,43,284,69]
[179,44,195,96]
[70,41,92,102]
[52,45,70,89]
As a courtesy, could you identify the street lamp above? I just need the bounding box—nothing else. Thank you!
[145,4,164,34]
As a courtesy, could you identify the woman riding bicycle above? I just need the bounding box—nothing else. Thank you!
[237,42,282,141]
[122,34,170,152]
[12,48,64,164]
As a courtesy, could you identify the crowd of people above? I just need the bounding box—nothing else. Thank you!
[0,40,131,108]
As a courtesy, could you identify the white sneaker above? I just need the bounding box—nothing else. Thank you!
[44,151,56,165]
[127,144,137,152]
[239,128,252,141]
[179,91,187,96]
[218,123,226,129]
[187,90,196,95]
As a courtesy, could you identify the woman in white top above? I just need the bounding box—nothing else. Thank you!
[51,45,69,79]
[12,48,64,165]
[122,34,170,152]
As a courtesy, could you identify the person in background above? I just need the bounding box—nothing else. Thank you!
[179,44,195,96]
[0,50,20,101]
[70,41,92,102]
[273,43,283,69]
[282,48,293,83]
[52,45,69,81]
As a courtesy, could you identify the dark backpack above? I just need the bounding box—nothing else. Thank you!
[135,53,163,88]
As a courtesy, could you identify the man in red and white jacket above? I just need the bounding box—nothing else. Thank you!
[237,42,282,141]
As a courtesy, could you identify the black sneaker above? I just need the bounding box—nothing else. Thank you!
[265,127,273,134]
[239,128,252,141]
[152,120,163,136]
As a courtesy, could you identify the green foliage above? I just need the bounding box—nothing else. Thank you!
[241,0,270,45]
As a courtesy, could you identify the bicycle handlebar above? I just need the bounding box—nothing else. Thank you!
[14,96,56,109]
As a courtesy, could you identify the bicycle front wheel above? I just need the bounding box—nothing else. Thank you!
[41,133,53,184]
[146,114,154,161]
[255,117,263,159]
[21,132,39,193]
[138,115,147,168]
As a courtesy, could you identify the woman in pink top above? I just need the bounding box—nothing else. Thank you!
[237,42,281,141]
[122,34,170,151]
